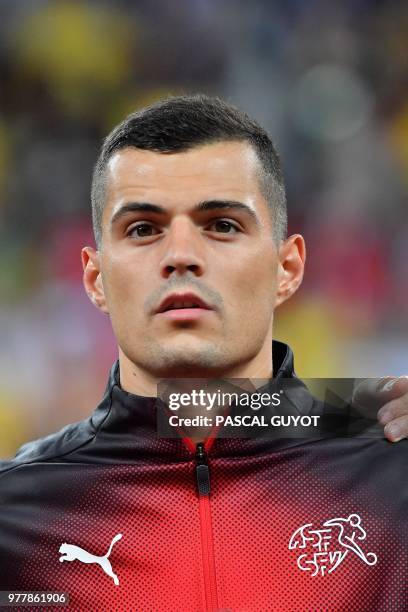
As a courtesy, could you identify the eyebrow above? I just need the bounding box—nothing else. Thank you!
[110,199,260,227]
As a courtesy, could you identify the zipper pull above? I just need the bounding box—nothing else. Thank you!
[195,442,210,496]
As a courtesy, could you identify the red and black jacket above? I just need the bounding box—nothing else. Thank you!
[0,342,406,611]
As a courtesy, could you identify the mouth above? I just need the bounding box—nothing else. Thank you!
[155,292,214,321]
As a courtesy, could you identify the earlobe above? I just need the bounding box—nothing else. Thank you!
[275,234,306,307]
[81,246,109,314]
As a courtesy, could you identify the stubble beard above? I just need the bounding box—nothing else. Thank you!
[129,338,232,379]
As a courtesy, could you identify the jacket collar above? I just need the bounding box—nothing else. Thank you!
[107,339,295,394]
[91,340,307,459]
[272,340,296,379]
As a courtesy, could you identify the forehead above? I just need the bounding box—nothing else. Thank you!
[103,141,266,213]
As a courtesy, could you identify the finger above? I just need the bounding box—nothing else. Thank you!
[377,395,408,424]
[353,376,408,410]
[384,415,408,443]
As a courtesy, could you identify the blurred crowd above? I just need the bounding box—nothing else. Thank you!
[0,0,407,456]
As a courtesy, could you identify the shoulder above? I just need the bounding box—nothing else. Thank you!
[0,405,108,479]
[0,420,87,478]
[0,365,117,479]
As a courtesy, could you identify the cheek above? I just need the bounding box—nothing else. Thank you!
[102,258,145,315]
[233,248,277,293]
[225,250,278,318]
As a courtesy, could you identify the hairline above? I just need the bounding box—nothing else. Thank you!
[92,137,287,248]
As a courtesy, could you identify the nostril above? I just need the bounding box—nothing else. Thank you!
[164,263,201,275]
[188,264,198,271]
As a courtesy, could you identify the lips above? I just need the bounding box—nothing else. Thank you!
[156,292,213,314]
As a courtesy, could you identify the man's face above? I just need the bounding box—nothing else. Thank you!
[84,141,303,378]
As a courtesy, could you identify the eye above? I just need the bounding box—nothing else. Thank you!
[127,222,161,239]
[206,219,240,234]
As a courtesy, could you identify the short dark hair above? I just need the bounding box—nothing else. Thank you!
[91,94,287,246]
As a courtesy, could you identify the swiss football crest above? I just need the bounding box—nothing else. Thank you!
[288,513,377,576]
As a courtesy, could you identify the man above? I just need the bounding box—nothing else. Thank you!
[0,95,406,611]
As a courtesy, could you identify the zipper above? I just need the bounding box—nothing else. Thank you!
[195,442,218,612]
[196,442,211,496]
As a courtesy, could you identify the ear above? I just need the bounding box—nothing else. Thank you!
[275,234,306,307]
[81,246,109,314]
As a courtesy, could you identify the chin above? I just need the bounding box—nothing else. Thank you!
[151,342,226,378]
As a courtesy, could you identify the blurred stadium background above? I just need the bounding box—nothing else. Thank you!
[0,0,407,457]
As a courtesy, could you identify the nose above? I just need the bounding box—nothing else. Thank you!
[159,217,205,279]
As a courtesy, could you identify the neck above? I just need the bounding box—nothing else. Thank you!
[118,340,274,444]
[118,343,273,397]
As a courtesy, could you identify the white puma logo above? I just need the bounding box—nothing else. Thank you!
[59,533,123,586]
